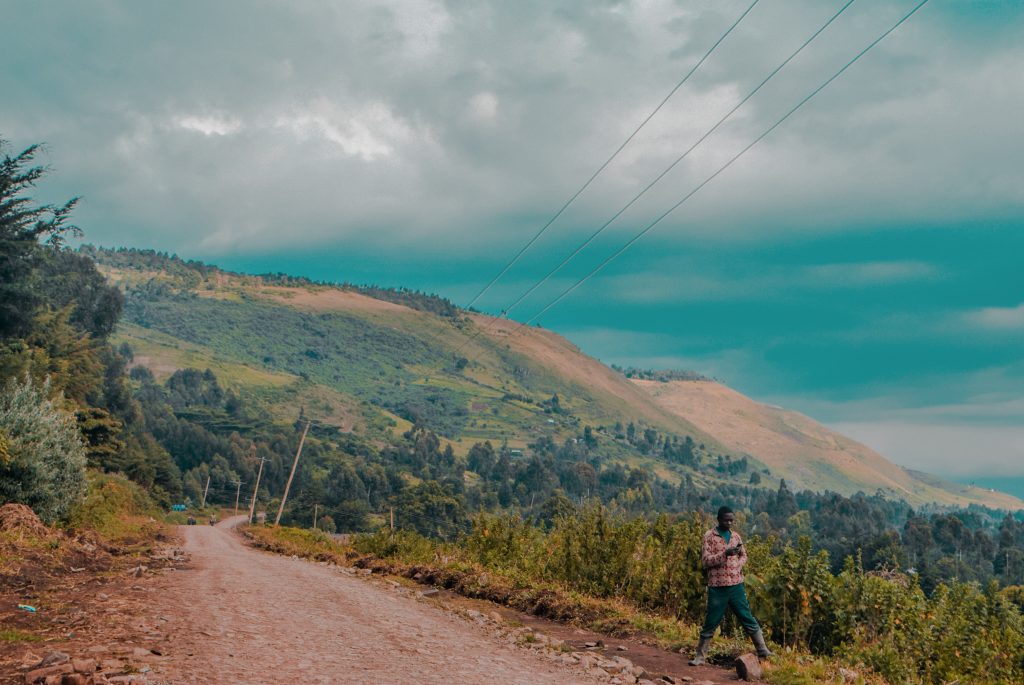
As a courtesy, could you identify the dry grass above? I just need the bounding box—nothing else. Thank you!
[635,379,1024,510]
[257,286,413,315]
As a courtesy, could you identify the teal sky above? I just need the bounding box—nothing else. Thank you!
[2,0,1022,479]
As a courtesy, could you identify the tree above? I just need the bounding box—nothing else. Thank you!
[0,376,87,523]
[0,140,81,339]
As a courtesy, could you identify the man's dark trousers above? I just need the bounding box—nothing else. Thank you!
[700,583,761,638]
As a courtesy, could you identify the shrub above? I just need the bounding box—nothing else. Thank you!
[0,376,87,523]
[68,471,161,543]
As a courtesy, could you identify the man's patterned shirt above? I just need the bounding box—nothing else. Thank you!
[701,527,747,587]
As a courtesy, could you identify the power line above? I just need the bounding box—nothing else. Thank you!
[453,0,855,357]
[497,0,856,319]
[463,0,763,311]
[517,0,933,330]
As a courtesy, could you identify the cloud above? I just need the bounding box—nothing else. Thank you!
[829,421,1024,477]
[965,303,1024,330]
[600,260,938,303]
[3,0,1020,258]
[273,101,420,161]
[379,0,452,60]
[467,92,499,124]
[175,114,242,137]
[802,261,937,286]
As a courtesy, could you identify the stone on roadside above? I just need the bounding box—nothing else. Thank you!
[628,665,646,677]
[736,653,762,681]
[99,658,124,672]
[60,674,89,685]
[71,659,96,674]
[23,663,72,684]
[36,653,71,668]
[420,588,439,598]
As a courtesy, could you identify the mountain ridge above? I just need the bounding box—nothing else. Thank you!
[89,246,1022,510]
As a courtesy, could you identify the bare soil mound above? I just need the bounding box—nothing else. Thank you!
[0,503,50,537]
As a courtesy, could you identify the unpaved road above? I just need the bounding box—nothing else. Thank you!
[149,520,604,684]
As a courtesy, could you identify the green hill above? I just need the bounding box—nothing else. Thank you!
[89,246,1021,510]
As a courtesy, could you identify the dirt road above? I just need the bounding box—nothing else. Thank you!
[149,519,604,684]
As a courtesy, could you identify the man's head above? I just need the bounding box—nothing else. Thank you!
[717,505,735,530]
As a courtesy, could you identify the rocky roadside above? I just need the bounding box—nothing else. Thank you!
[13,645,167,685]
[1,503,190,685]
[5,548,188,685]
[333,563,742,685]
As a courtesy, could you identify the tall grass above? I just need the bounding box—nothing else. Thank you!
[357,503,1024,684]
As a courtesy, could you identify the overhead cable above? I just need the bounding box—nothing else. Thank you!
[519,0,933,328]
[453,0,855,357]
[462,0,763,311]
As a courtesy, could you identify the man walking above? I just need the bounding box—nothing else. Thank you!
[689,506,773,666]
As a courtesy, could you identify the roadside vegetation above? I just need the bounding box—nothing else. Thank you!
[249,506,1024,685]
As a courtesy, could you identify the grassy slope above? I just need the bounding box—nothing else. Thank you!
[637,379,1024,509]
[101,262,1023,509]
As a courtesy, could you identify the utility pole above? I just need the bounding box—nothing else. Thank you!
[247,455,267,524]
[313,503,318,530]
[201,476,211,509]
[232,480,245,517]
[275,419,311,526]
[390,507,395,533]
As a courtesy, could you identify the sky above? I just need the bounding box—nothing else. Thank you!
[2,0,1022,480]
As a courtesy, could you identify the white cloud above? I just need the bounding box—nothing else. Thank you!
[803,261,937,286]
[380,0,452,59]
[175,114,242,137]
[274,101,418,162]
[6,1,1022,254]
[965,303,1024,330]
[600,260,939,303]
[468,91,499,123]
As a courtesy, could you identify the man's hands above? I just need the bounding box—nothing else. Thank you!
[725,544,743,557]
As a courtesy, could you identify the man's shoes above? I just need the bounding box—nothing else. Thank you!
[751,629,774,659]
[688,636,712,666]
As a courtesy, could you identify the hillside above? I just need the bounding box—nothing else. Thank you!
[91,247,1021,510]
[635,379,1023,509]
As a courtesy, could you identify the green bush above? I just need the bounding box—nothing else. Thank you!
[0,376,87,523]
[68,471,161,542]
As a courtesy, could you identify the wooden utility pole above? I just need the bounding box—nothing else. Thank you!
[390,507,395,532]
[200,476,211,509]
[232,480,244,517]
[313,504,318,530]
[247,456,267,524]
[275,420,311,526]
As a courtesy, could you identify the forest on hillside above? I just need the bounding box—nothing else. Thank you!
[3,139,1024,682]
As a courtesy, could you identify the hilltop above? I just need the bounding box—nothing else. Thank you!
[88,246,1020,510]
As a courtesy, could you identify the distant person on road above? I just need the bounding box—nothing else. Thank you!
[689,506,774,666]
